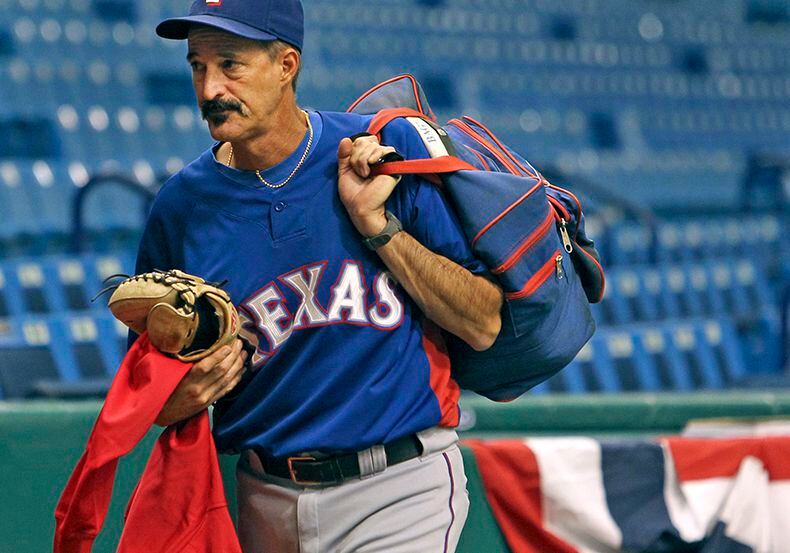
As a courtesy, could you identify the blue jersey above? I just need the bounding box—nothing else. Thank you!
[135,110,486,457]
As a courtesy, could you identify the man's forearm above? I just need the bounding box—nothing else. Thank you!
[375,230,503,351]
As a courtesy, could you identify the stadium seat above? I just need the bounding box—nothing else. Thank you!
[544,340,591,394]
[698,318,747,384]
[58,313,124,378]
[47,256,92,311]
[0,317,70,398]
[667,322,724,389]
[1,260,60,315]
[590,272,631,326]
[547,333,621,393]
[633,325,693,391]
[610,330,664,391]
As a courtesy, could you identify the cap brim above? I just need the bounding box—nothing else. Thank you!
[156,15,279,41]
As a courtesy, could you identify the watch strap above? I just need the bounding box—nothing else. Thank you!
[362,211,403,250]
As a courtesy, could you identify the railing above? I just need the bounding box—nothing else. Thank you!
[69,173,160,253]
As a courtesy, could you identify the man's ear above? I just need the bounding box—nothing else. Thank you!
[280,47,300,89]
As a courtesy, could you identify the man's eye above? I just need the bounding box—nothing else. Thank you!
[222,60,238,70]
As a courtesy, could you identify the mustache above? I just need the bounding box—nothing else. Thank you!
[200,99,243,122]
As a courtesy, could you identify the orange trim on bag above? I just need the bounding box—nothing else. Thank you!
[462,115,541,180]
[448,119,522,176]
[505,250,561,301]
[467,146,492,171]
[367,107,429,138]
[492,209,555,275]
[471,180,544,248]
[547,195,570,221]
[348,74,431,117]
[576,245,606,303]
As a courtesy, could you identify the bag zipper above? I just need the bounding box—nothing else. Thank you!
[559,219,574,254]
[506,249,561,300]
[546,183,583,242]
[555,254,565,279]
[492,209,554,274]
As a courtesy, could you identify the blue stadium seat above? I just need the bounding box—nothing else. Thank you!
[665,264,708,318]
[0,309,129,399]
[707,258,768,320]
[611,269,644,323]
[606,330,662,392]
[47,256,92,311]
[89,251,136,286]
[637,268,669,321]
[608,223,652,266]
[630,326,688,391]
[544,340,593,393]
[1,260,59,315]
[64,252,135,310]
[57,313,123,378]
[668,322,725,389]
[18,161,74,244]
[590,271,631,326]
[697,318,747,384]
[656,222,685,264]
[549,333,621,393]
[0,161,40,241]
[0,317,73,398]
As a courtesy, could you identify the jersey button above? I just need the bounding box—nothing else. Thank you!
[274,202,287,212]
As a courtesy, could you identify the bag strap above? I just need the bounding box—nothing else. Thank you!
[373,156,476,176]
[366,108,477,176]
[367,107,427,137]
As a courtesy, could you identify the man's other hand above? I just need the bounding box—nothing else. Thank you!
[155,338,248,426]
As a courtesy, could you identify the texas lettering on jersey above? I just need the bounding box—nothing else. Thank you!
[238,261,405,368]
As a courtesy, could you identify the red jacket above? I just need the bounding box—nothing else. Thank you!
[54,333,241,553]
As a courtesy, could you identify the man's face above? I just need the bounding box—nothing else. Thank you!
[187,26,285,143]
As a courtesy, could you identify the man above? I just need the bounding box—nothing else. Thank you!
[140,0,503,550]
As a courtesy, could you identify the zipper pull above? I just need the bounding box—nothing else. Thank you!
[555,254,564,279]
[559,219,574,254]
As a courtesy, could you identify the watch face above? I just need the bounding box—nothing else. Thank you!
[370,235,390,249]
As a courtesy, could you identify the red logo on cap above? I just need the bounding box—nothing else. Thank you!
[206,0,222,5]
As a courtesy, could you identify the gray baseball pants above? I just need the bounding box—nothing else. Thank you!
[236,427,469,553]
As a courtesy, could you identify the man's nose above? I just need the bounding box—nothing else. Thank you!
[200,66,228,100]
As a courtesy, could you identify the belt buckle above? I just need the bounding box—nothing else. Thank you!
[287,455,321,486]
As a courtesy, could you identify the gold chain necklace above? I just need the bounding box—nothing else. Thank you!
[226,110,313,189]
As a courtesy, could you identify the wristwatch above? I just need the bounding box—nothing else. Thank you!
[362,211,402,250]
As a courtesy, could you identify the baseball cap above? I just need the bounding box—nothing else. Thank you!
[156,0,304,51]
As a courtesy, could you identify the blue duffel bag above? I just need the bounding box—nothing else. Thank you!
[349,75,605,401]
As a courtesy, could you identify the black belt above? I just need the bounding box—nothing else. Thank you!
[253,434,423,486]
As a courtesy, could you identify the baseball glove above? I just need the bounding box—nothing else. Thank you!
[106,269,239,362]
